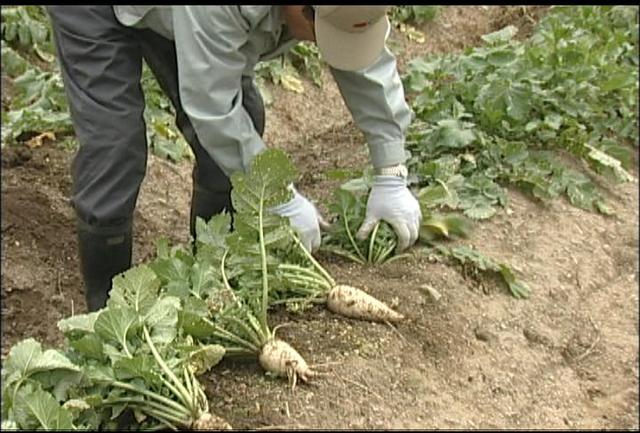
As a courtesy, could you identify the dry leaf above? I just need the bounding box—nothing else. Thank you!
[25,131,56,149]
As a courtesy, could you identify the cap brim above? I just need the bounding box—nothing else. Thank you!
[315,15,390,72]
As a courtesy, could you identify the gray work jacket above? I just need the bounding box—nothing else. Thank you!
[114,6,412,175]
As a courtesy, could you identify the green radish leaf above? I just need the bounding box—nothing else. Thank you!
[13,388,74,430]
[464,204,496,220]
[84,364,116,384]
[108,265,161,316]
[432,119,476,149]
[487,48,517,66]
[231,148,296,213]
[30,369,83,403]
[481,25,518,44]
[68,333,105,361]
[187,344,226,375]
[418,183,460,209]
[190,261,219,299]
[2,338,80,389]
[600,71,635,92]
[195,213,232,250]
[499,264,531,299]
[57,311,100,336]
[150,255,192,288]
[584,144,634,182]
[340,177,370,192]
[114,354,160,384]
[144,296,181,345]
[567,182,597,211]
[94,307,139,355]
[180,310,219,340]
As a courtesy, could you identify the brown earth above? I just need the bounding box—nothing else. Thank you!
[1,6,638,430]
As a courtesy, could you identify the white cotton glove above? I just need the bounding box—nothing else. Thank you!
[356,176,422,252]
[270,186,329,253]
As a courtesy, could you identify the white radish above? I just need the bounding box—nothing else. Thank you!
[259,339,314,388]
[326,285,404,323]
[192,412,232,430]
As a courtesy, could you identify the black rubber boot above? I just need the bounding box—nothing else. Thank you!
[189,185,233,241]
[77,221,133,312]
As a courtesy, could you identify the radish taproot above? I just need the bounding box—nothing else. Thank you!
[259,338,314,387]
[191,150,316,388]
[279,231,406,323]
[192,413,233,430]
[326,284,404,323]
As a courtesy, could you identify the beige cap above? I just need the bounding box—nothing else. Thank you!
[314,6,391,71]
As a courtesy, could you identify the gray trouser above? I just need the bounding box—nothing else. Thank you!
[47,6,265,233]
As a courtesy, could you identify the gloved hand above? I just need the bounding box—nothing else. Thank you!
[356,176,422,252]
[270,185,329,253]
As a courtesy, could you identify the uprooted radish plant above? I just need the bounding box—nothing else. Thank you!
[199,150,405,323]
[321,179,407,266]
[153,149,319,388]
[321,176,472,259]
[1,265,230,431]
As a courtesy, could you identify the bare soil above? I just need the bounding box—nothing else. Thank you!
[2,6,638,430]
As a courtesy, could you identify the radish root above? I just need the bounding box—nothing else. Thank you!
[259,339,315,390]
[326,285,405,323]
[192,412,232,430]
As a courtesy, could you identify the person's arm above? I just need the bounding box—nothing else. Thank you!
[329,46,413,170]
[173,6,327,252]
[172,6,265,175]
[330,48,421,252]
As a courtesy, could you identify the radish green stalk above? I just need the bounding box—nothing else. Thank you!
[282,228,405,323]
[191,149,317,386]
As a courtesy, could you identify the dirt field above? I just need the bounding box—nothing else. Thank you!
[2,6,638,430]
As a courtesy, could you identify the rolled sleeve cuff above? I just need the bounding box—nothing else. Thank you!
[368,139,407,169]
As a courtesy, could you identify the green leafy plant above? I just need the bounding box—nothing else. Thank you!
[1,338,84,430]
[1,5,54,62]
[390,6,439,25]
[403,6,638,218]
[151,149,321,387]
[254,41,324,103]
[1,264,230,431]
[141,63,193,163]
[433,245,531,299]
[322,180,408,265]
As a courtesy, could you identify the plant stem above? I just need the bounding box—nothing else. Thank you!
[258,184,270,337]
[136,405,189,428]
[279,271,332,291]
[281,274,328,291]
[321,246,366,264]
[104,396,190,422]
[188,367,207,411]
[288,229,336,286]
[220,249,239,306]
[218,346,255,357]
[278,263,332,286]
[375,241,397,264]
[368,222,381,263]
[270,296,326,305]
[207,325,260,353]
[278,263,324,278]
[110,381,191,416]
[342,209,366,262]
[183,366,195,413]
[143,326,194,411]
[222,315,263,348]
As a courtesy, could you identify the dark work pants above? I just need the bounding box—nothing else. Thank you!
[47,6,264,311]
[47,5,265,233]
